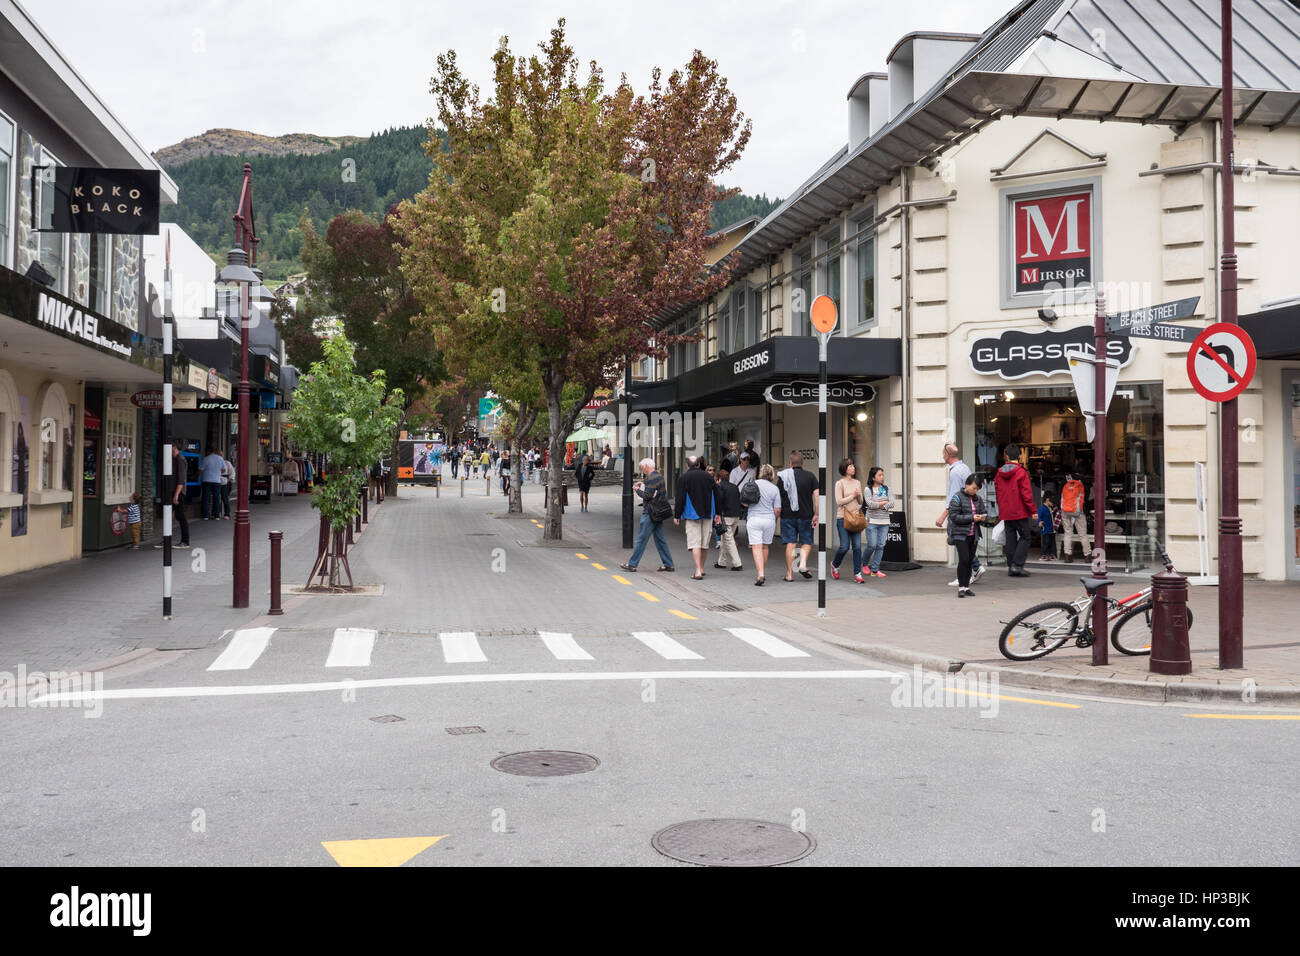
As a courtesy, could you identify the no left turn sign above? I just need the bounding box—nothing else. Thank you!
[1186,323,1256,402]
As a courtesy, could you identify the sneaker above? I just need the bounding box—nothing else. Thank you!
[873,570,887,578]
[971,565,986,584]
[958,587,972,598]
[854,574,866,583]
[948,578,960,587]
[831,567,840,580]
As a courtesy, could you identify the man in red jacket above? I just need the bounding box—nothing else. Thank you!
[994,443,1035,577]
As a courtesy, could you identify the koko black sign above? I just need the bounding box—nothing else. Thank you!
[764,379,877,406]
[47,167,160,235]
[969,325,1134,380]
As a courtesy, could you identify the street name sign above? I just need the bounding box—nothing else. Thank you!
[1105,296,1199,341]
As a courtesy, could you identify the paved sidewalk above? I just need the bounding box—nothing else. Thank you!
[557,485,1300,705]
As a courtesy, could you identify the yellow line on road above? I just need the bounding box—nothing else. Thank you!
[1184,713,1300,720]
[575,553,588,560]
[669,609,697,620]
[590,563,606,570]
[611,575,632,586]
[636,591,660,603]
[944,687,1081,709]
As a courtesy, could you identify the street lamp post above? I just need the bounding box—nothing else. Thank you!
[218,247,257,608]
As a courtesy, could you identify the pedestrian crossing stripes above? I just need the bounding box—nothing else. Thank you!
[206,626,812,672]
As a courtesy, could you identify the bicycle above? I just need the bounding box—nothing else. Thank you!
[997,549,1194,661]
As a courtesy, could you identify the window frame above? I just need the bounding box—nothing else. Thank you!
[0,108,14,272]
[819,223,842,318]
[793,245,813,337]
[35,144,70,296]
[853,209,877,330]
[102,393,137,505]
[998,175,1102,311]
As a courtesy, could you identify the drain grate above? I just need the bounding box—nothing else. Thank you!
[464,532,498,536]
[446,725,485,735]
[651,819,816,867]
[369,714,405,723]
[491,750,599,776]
[707,604,744,613]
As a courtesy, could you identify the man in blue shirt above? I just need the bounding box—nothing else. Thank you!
[199,445,225,521]
[674,455,722,580]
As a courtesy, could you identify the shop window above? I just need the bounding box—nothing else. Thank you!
[35,146,68,295]
[730,285,747,353]
[716,299,730,355]
[30,381,71,502]
[103,393,137,503]
[750,288,763,343]
[793,247,812,336]
[0,110,13,269]
[0,370,17,499]
[89,232,112,316]
[854,213,876,329]
[819,225,841,317]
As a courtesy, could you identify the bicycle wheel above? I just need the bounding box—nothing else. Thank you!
[999,602,1080,661]
[1110,602,1195,656]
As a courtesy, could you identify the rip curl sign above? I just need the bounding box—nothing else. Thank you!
[969,325,1134,381]
[45,167,161,235]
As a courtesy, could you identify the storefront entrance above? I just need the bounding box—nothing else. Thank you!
[956,383,1165,572]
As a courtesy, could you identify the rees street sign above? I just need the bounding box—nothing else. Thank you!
[1105,295,1199,340]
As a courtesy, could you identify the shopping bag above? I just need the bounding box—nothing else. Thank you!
[990,520,1006,546]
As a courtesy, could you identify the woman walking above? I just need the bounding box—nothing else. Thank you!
[575,454,596,512]
[831,459,865,583]
[862,466,895,578]
[744,464,782,586]
[947,473,987,597]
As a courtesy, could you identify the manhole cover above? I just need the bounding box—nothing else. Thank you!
[491,750,599,776]
[369,714,405,723]
[651,819,816,867]
[446,725,485,735]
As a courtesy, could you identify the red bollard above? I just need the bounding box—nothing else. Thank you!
[1149,567,1192,675]
[268,530,284,615]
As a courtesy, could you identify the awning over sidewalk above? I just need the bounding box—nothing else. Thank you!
[626,335,901,413]
[1241,302,1300,360]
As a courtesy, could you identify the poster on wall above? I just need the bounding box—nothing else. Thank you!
[1012,189,1092,295]
[11,397,30,537]
[61,403,75,528]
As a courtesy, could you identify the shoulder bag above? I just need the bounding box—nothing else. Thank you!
[841,483,867,533]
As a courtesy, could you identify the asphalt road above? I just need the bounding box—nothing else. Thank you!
[2,487,1296,867]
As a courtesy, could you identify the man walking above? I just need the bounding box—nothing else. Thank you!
[199,445,225,521]
[620,458,674,573]
[674,455,722,580]
[777,451,819,581]
[935,443,984,587]
[714,463,743,571]
[994,443,1035,576]
[167,445,190,547]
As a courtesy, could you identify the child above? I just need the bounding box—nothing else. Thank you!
[127,492,142,549]
[1037,493,1058,561]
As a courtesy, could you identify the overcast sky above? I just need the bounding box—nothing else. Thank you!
[34,0,1013,198]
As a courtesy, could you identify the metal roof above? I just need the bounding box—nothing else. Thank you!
[656,0,1300,328]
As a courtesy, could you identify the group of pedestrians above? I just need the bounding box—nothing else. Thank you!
[618,444,894,588]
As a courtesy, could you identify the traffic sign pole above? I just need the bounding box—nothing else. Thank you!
[810,295,837,619]
[1218,0,1243,669]
[1092,291,1108,667]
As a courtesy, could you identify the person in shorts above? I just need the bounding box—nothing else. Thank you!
[777,451,819,581]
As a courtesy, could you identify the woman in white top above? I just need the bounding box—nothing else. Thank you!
[862,466,896,578]
[832,459,865,583]
[744,463,782,586]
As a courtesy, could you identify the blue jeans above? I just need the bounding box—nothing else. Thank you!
[628,512,674,568]
[201,481,222,519]
[832,518,862,575]
[864,523,889,572]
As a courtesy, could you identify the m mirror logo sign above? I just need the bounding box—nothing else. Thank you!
[1013,190,1092,294]
[970,325,1133,381]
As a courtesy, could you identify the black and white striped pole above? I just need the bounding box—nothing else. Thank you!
[810,295,838,619]
[161,233,174,619]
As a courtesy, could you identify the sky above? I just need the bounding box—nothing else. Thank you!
[32,0,1015,198]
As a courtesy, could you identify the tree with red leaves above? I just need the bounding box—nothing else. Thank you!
[399,20,749,539]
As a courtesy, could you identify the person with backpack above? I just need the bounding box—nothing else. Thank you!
[743,464,782,586]
[1059,472,1089,563]
[994,443,1035,576]
[620,458,674,573]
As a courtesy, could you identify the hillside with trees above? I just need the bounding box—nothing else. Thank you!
[159,125,781,281]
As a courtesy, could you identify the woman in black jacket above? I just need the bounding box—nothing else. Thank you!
[575,455,596,512]
[947,473,988,598]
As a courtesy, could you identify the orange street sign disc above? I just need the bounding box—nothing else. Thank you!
[810,295,837,334]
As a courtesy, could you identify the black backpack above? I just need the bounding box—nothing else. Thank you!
[739,475,760,506]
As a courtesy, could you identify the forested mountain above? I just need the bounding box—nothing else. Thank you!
[160,125,782,281]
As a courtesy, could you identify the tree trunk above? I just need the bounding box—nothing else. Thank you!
[507,405,537,515]
[544,389,565,540]
[386,430,399,498]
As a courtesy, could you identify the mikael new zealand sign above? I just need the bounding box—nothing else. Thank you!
[45,167,160,235]
[970,325,1133,381]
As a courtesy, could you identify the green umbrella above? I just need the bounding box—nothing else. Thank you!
[566,425,608,443]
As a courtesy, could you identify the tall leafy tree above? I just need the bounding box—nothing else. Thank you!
[399,21,749,538]
[299,206,445,494]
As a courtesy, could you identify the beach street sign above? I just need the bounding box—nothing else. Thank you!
[1105,295,1199,340]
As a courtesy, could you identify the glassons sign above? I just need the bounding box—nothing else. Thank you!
[1013,190,1092,295]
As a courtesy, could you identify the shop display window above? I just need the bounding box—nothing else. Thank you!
[956,383,1164,571]
[103,395,136,502]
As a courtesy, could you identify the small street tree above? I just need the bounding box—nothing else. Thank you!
[288,335,403,588]
[399,21,749,539]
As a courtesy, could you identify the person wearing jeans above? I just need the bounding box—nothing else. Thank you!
[831,459,864,582]
[862,466,894,577]
[621,459,674,572]
[947,473,988,598]
[199,445,225,521]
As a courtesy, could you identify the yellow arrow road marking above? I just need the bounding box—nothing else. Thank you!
[636,591,660,602]
[575,553,588,560]
[611,575,632,586]
[321,835,447,867]
[591,563,606,570]
[669,609,696,620]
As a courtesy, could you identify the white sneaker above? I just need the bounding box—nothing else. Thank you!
[948,578,960,587]
[972,565,986,584]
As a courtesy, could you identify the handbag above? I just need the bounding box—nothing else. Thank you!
[842,506,866,533]
[647,493,673,524]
